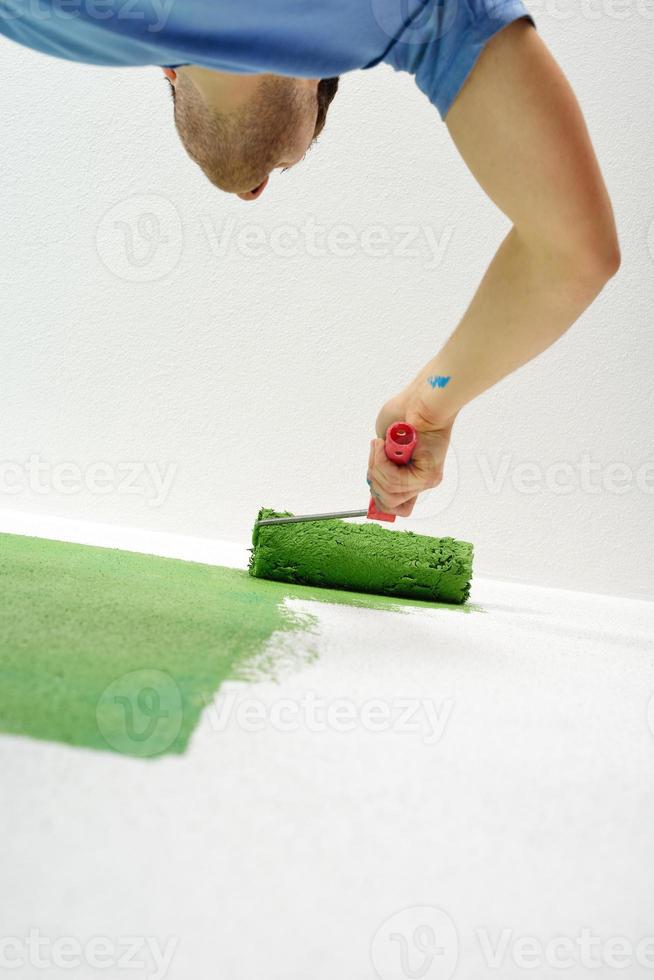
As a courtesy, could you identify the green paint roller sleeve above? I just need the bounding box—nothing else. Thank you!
[249,508,473,605]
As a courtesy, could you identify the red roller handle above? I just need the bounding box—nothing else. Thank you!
[367,421,418,523]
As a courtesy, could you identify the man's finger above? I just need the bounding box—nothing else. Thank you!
[372,443,439,499]
[395,495,418,518]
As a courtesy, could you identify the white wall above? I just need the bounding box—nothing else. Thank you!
[1,8,653,599]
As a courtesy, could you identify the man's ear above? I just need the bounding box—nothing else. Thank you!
[161,68,177,83]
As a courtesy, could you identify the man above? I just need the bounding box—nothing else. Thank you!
[1,0,619,515]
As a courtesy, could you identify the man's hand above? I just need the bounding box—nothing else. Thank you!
[367,389,456,518]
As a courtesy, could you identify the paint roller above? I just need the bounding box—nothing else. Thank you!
[249,422,473,605]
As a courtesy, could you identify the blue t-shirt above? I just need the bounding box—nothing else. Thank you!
[0,0,533,117]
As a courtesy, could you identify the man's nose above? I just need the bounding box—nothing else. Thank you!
[237,176,269,201]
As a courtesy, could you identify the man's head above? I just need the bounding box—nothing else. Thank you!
[164,67,339,200]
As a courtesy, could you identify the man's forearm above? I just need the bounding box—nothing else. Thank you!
[403,224,618,428]
[368,21,620,517]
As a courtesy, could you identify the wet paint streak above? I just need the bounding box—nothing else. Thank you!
[426,375,451,389]
[0,533,475,759]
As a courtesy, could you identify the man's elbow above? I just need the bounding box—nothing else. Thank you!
[564,223,621,302]
[586,229,621,284]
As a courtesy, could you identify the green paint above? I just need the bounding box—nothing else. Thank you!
[250,508,473,605]
[0,532,475,760]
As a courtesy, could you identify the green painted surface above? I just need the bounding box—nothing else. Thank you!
[0,533,475,759]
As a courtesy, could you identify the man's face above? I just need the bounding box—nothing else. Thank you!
[235,90,318,201]
[165,68,338,200]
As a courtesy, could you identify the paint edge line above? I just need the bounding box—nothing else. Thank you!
[0,508,250,570]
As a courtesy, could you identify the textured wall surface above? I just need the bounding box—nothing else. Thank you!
[2,567,654,977]
[1,9,652,598]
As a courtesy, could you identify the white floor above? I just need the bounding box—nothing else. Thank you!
[1,512,654,980]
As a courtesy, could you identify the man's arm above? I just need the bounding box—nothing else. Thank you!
[368,18,620,516]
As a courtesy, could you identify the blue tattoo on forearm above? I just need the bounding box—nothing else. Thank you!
[426,375,451,390]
